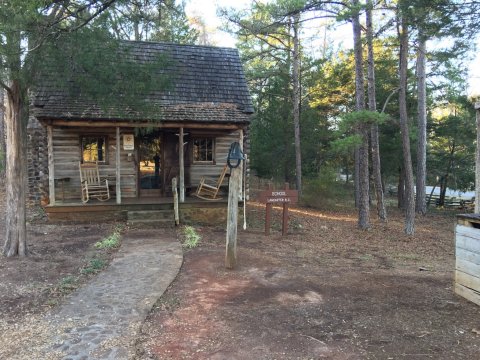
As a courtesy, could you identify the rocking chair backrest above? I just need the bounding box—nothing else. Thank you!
[194,164,229,201]
[79,162,101,185]
[79,161,110,203]
[216,165,228,188]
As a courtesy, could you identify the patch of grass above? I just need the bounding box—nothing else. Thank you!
[94,225,123,249]
[395,253,421,261]
[80,258,107,275]
[358,254,373,261]
[58,275,78,293]
[45,298,58,307]
[182,225,201,248]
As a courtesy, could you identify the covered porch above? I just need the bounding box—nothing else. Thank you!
[45,121,246,208]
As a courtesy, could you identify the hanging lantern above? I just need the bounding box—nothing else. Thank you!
[227,142,245,169]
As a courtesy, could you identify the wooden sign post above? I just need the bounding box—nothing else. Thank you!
[259,183,298,236]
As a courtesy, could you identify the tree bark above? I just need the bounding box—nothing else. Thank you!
[292,12,302,196]
[398,165,405,209]
[366,0,387,222]
[439,175,447,206]
[415,32,427,215]
[0,89,5,178]
[3,81,28,257]
[353,0,370,230]
[438,143,456,207]
[354,148,360,207]
[475,102,480,212]
[398,14,415,235]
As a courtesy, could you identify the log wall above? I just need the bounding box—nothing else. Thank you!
[51,127,137,201]
[186,130,241,188]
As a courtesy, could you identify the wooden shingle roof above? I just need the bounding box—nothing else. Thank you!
[32,41,253,124]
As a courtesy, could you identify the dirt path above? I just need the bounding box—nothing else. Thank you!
[136,205,480,359]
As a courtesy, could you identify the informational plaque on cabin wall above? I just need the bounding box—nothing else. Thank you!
[123,134,134,150]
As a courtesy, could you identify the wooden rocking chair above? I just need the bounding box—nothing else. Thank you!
[195,165,229,200]
[79,162,110,203]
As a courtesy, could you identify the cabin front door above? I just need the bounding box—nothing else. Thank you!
[137,131,163,197]
[136,130,181,198]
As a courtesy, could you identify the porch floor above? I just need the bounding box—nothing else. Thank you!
[44,195,238,224]
[48,195,227,207]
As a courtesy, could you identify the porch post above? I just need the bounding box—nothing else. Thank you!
[116,126,121,204]
[47,125,55,205]
[179,127,185,202]
[225,164,241,269]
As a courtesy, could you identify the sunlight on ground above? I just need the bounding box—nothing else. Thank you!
[275,290,324,305]
[249,201,356,223]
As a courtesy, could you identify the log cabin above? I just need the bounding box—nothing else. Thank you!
[27,41,253,224]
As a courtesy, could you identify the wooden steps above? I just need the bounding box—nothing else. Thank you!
[127,209,175,228]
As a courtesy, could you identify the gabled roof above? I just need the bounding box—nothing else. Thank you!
[32,41,253,124]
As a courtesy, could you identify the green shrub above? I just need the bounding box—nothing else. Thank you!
[182,225,201,248]
[302,167,354,209]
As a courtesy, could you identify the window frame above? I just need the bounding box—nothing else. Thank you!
[192,136,215,164]
[80,135,108,164]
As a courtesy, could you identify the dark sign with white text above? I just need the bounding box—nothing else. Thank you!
[258,189,298,204]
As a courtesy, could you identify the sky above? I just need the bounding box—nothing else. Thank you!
[185,0,250,47]
[468,40,480,96]
[185,0,480,96]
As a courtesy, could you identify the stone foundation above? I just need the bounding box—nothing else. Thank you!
[180,203,244,226]
[27,117,48,206]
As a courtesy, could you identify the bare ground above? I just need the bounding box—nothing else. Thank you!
[135,204,480,359]
[0,188,118,325]
[1,188,479,359]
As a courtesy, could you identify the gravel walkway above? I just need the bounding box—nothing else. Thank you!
[46,228,183,360]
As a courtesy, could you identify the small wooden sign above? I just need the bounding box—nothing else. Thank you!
[123,134,134,150]
[258,189,298,204]
[259,184,298,236]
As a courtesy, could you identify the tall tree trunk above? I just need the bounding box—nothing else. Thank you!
[354,148,360,207]
[475,102,480,212]
[366,0,387,222]
[398,14,415,235]
[415,32,427,215]
[398,165,405,209]
[133,2,142,41]
[427,182,438,207]
[3,81,28,257]
[438,143,456,206]
[292,12,302,196]
[352,0,369,230]
[439,175,447,206]
[0,89,5,178]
